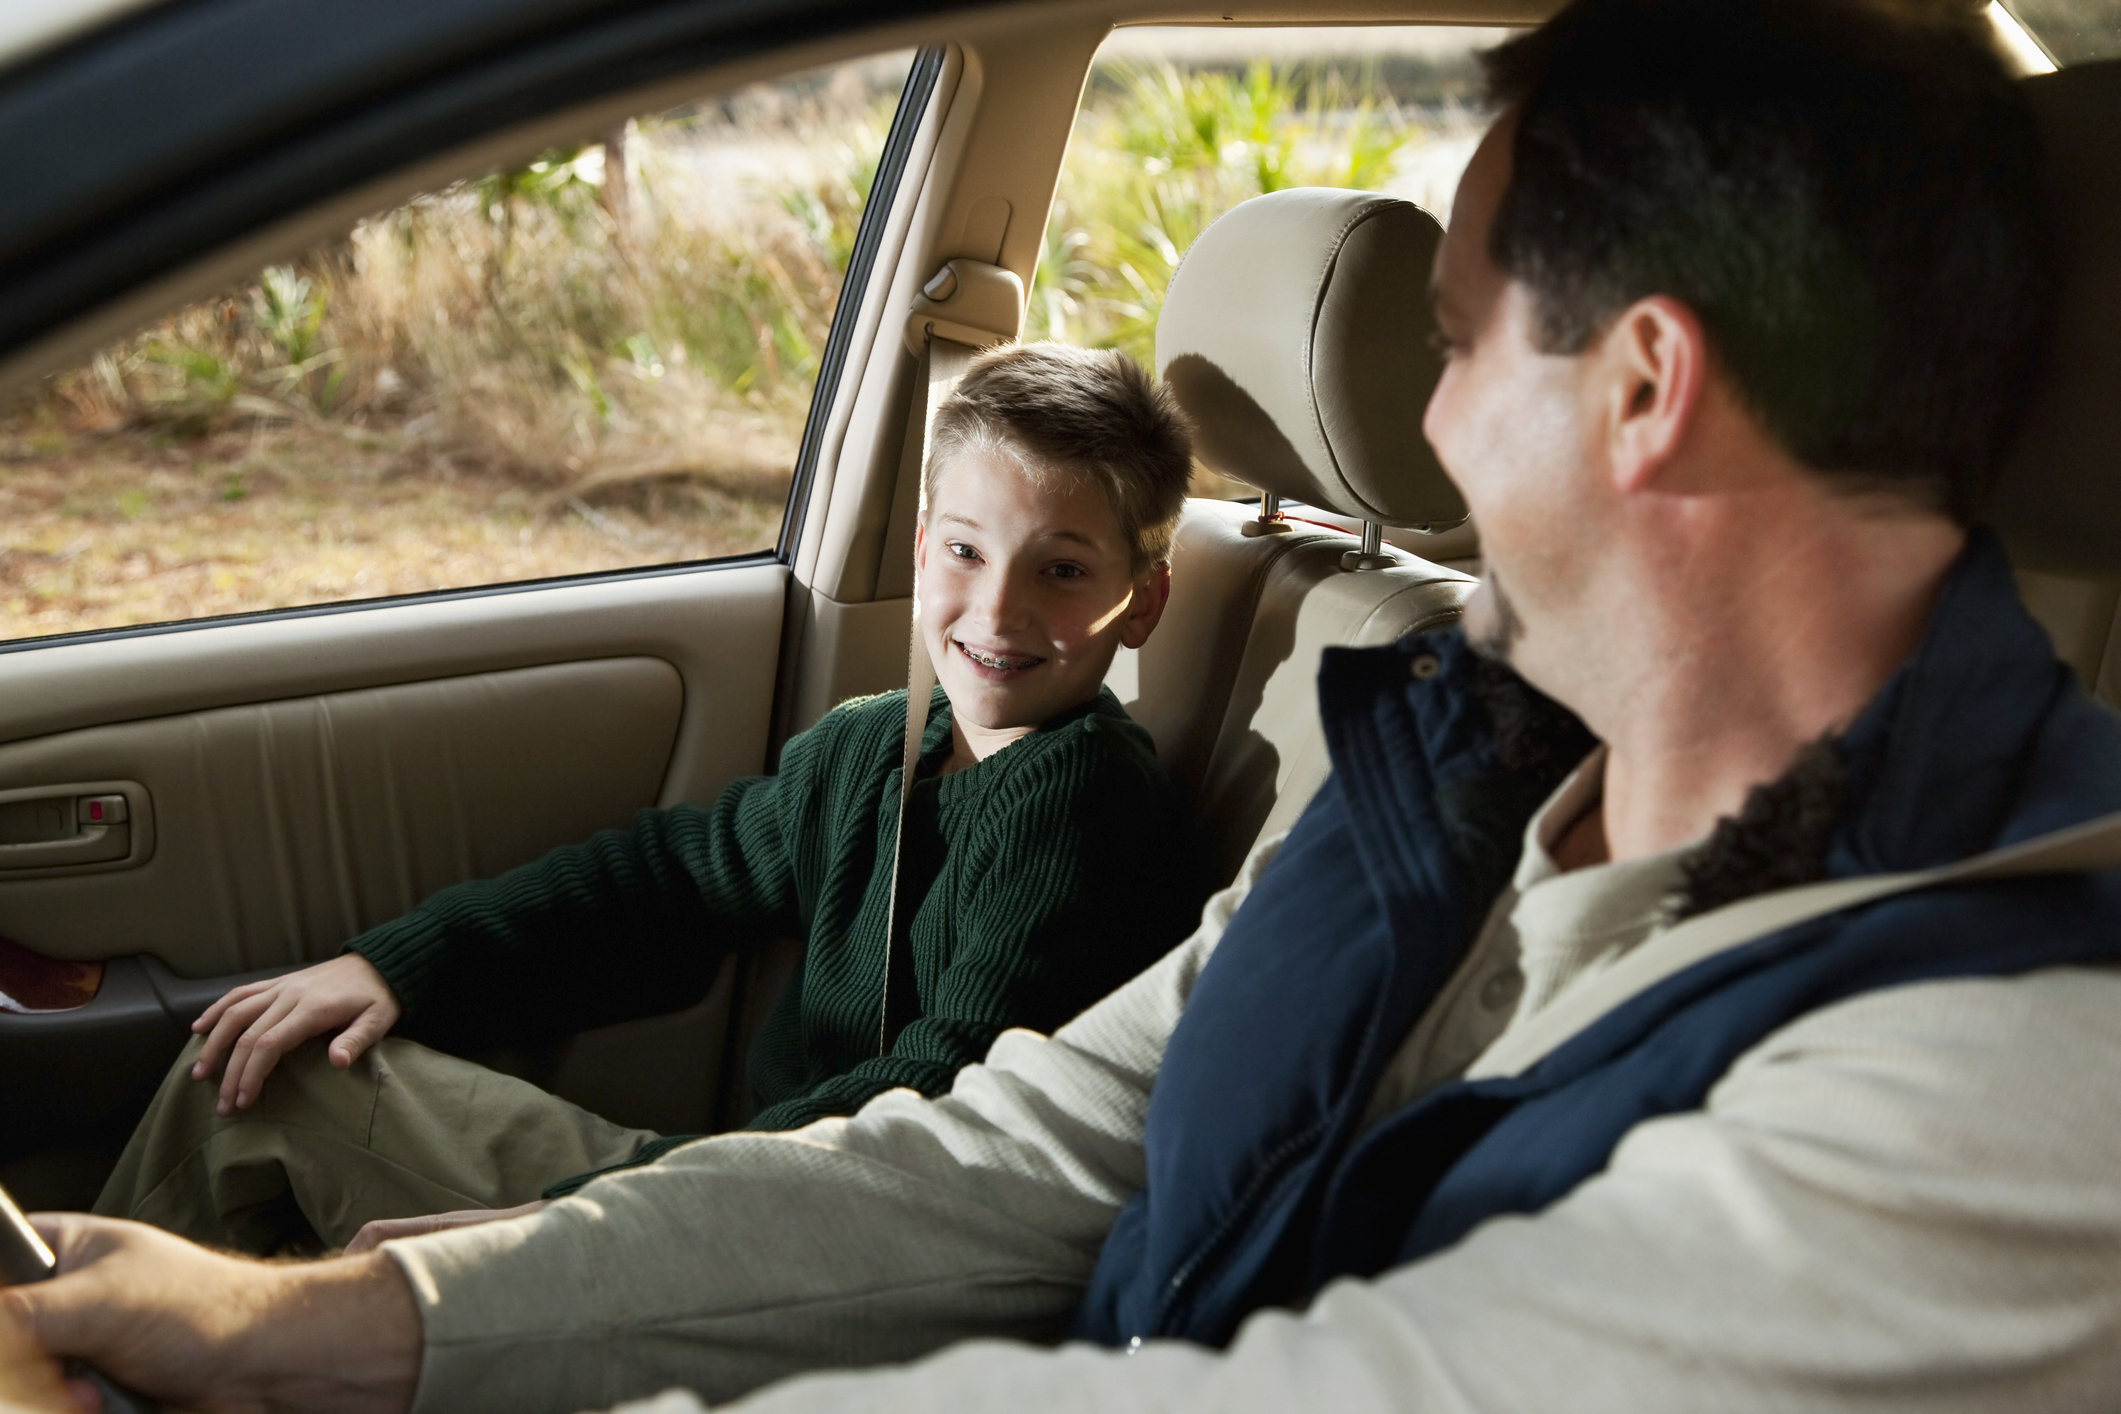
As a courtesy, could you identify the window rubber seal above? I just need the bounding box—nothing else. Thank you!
[776,43,945,566]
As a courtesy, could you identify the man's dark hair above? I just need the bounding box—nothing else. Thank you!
[1484,0,2055,521]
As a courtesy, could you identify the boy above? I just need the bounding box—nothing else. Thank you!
[94,342,1208,1254]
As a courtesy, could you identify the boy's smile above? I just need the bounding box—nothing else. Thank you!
[915,444,1168,770]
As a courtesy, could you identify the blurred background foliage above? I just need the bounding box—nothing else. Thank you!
[1028,52,1483,364]
[25,98,883,494]
[0,30,1494,639]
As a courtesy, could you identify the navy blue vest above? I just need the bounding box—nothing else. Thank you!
[1072,530,2121,1349]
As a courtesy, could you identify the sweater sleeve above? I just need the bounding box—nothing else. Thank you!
[746,722,1207,1132]
[387,838,1277,1414]
[347,746,815,1049]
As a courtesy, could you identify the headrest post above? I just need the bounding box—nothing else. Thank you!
[1341,520,1394,572]
[1240,491,1293,537]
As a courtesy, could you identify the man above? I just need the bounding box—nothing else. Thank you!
[11,1,2121,1410]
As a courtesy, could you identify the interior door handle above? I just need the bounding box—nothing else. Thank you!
[0,781,154,875]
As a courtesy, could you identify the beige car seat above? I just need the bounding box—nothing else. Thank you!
[1997,60,2121,701]
[1104,188,1475,883]
[657,190,1481,1128]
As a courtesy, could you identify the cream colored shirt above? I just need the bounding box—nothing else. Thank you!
[386,766,2121,1414]
[1358,747,1688,1130]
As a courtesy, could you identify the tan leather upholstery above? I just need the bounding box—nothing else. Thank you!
[1107,186,1476,879]
[0,658,683,971]
[1155,188,1465,527]
[1107,501,1470,882]
[1994,61,2121,705]
[1105,499,1295,798]
[1190,523,1468,882]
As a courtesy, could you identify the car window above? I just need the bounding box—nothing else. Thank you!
[1031,24,1511,500]
[0,49,916,644]
[2002,0,2121,64]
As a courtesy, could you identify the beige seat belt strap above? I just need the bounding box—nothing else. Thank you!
[876,332,975,1054]
[1467,805,2121,1080]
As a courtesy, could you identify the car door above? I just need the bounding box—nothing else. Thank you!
[0,0,998,1210]
[0,0,1527,1215]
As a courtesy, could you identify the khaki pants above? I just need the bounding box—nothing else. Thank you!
[94,1035,654,1254]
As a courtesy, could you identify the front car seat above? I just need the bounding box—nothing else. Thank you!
[1105,188,1474,882]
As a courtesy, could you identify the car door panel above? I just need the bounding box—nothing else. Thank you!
[0,1,956,1207]
[0,560,789,968]
[0,562,783,1192]
[0,654,684,973]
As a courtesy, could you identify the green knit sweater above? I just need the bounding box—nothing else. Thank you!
[346,684,1205,1172]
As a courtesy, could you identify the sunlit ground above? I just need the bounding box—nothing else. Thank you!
[0,422,787,641]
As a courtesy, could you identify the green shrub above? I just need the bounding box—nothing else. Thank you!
[1028,57,1468,368]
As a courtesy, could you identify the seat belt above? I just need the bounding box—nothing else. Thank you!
[1468,805,2121,1080]
[874,331,976,1054]
[869,257,1022,1054]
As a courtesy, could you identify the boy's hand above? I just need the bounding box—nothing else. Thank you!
[343,1200,549,1254]
[190,954,402,1114]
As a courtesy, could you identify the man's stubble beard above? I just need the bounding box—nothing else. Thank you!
[1466,569,1527,663]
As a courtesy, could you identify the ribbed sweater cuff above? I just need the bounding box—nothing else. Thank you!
[344,912,454,1017]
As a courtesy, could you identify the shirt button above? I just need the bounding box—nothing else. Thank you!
[1125,1337,1145,1355]
[1480,966,1524,1011]
[1409,653,1442,680]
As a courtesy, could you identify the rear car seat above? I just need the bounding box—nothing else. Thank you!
[1999,59,2121,703]
[1105,188,1474,882]
[700,189,1477,1121]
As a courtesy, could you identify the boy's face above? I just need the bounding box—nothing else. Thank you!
[915,446,1168,734]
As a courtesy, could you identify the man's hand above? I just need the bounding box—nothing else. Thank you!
[190,954,402,1114]
[345,1201,549,1255]
[0,1304,80,1414]
[2,1214,420,1414]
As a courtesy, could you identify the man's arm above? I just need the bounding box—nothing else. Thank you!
[382,839,1274,1414]
[2,1218,419,1414]
[0,832,1267,1414]
[680,966,2121,1414]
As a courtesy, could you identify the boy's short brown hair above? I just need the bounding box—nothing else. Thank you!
[926,342,1193,573]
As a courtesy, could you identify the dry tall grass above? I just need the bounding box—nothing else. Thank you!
[0,57,906,638]
[0,43,1485,641]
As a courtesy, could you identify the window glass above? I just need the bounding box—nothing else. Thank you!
[2003,0,2121,64]
[0,50,915,643]
[1031,25,1509,499]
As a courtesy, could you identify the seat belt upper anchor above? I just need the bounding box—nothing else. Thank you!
[903,258,1024,358]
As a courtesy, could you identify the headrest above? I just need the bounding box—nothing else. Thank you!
[1155,188,1465,527]
[1991,61,2121,576]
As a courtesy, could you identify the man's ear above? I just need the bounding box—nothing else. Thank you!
[1119,562,1172,650]
[1599,295,1707,495]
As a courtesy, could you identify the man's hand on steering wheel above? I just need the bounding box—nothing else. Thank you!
[0,1301,82,1414]
[188,954,402,1114]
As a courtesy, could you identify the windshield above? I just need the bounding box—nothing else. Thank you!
[2004,0,2121,63]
